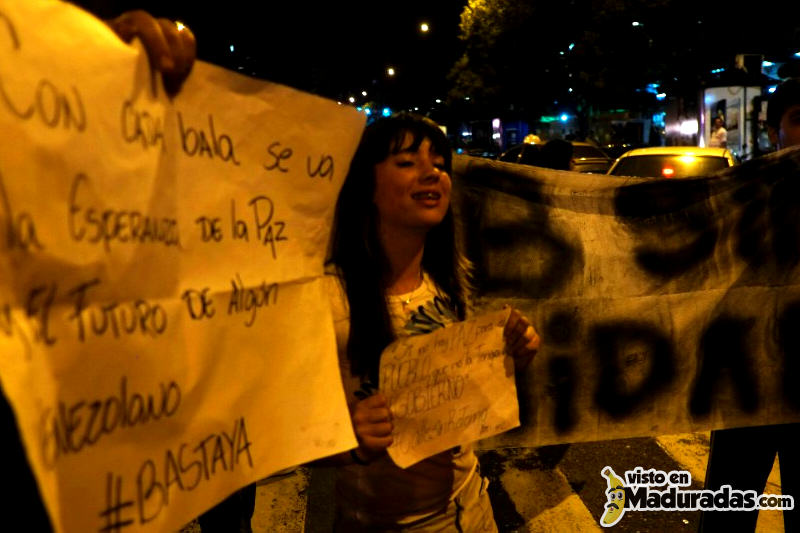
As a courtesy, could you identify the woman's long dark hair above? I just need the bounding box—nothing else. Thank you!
[327,113,472,382]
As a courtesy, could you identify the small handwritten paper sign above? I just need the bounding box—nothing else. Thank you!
[380,309,520,468]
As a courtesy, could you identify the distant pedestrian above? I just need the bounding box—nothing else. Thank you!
[708,117,727,148]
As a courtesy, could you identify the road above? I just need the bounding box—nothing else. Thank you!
[181,431,786,532]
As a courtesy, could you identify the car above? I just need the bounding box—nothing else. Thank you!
[602,142,646,160]
[607,146,735,178]
[460,146,501,159]
[497,141,612,173]
[570,141,614,173]
[497,142,543,166]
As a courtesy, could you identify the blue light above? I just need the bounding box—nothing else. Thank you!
[560,114,568,122]
[645,83,660,95]
[768,86,778,94]
[762,60,774,67]
[229,45,235,53]
[795,52,800,58]
[364,108,372,116]
[710,67,726,74]
[382,107,391,117]
[656,93,666,101]
[568,43,575,51]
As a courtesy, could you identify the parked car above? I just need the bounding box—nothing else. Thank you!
[460,146,501,159]
[570,141,613,173]
[498,141,612,173]
[497,142,542,166]
[602,142,646,160]
[607,146,735,178]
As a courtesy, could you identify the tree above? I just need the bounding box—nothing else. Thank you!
[448,0,798,122]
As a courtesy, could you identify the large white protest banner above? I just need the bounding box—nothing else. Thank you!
[452,149,800,449]
[0,1,362,532]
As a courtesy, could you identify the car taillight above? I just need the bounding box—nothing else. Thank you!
[662,167,675,178]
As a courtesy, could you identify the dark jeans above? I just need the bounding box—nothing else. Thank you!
[198,483,257,533]
[699,423,800,532]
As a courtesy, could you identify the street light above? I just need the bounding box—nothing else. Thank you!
[387,67,396,77]
[420,22,430,33]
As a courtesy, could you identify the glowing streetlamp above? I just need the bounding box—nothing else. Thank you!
[386,66,396,77]
[420,22,430,33]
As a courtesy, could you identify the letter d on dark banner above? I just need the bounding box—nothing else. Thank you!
[591,322,676,417]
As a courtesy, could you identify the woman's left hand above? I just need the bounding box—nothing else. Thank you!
[504,308,540,371]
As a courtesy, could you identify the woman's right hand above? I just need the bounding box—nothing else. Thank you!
[351,393,394,462]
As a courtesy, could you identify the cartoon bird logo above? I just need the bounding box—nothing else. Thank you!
[600,466,626,527]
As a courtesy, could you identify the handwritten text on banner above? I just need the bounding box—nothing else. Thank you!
[0,1,362,532]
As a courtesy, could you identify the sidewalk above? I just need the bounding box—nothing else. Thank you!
[180,468,311,533]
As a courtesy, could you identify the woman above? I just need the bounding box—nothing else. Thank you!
[323,113,540,531]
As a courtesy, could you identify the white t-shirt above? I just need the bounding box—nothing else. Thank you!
[709,126,727,147]
[324,270,477,527]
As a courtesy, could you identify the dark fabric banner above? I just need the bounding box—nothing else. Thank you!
[452,147,800,447]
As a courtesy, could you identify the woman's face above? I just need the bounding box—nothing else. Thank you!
[373,134,451,234]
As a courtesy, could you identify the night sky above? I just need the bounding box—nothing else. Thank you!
[72,0,800,120]
[77,0,466,105]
